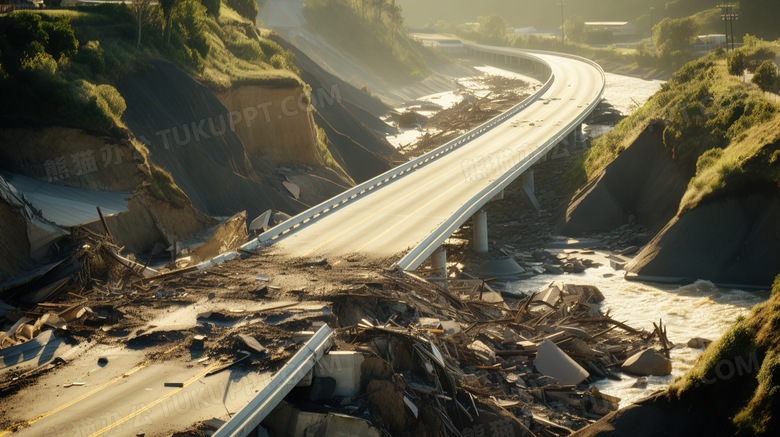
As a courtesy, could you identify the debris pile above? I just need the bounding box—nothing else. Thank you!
[209,271,676,437]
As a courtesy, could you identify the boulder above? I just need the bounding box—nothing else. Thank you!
[687,337,713,349]
[621,349,672,376]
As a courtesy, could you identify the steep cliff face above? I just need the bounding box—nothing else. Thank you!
[213,85,321,167]
[0,125,208,256]
[0,201,36,283]
[118,61,310,219]
[0,127,146,192]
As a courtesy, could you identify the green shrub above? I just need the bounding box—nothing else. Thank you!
[96,84,126,118]
[752,60,780,93]
[72,40,106,75]
[728,51,746,76]
[41,20,78,60]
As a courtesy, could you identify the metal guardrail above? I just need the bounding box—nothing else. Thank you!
[212,325,334,437]
[242,50,555,252]
[395,44,606,270]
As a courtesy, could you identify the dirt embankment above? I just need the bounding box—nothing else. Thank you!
[0,126,146,192]
[118,61,309,218]
[213,85,321,166]
[557,123,691,236]
[0,125,208,256]
[267,32,400,182]
[0,202,36,283]
[558,122,780,287]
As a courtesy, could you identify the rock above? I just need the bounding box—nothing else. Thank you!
[543,264,565,275]
[630,377,648,389]
[609,259,626,270]
[467,340,496,365]
[572,260,586,273]
[620,246,639,256]
[687,337,713,349]
[621,349,672,376]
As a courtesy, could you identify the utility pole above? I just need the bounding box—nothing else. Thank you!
[729,10,738,51]
[718,4,735,51]
[557,3,566,42]
[649,6,654,46]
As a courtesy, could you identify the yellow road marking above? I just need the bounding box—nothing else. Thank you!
[86,366,214,437]
[1,340,182,434]
[28,364,147,425]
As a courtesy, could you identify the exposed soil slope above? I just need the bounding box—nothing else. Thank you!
[557,124,690,236]
[118,61,308,218]
[267,32,399,181]
[626,185,780,287]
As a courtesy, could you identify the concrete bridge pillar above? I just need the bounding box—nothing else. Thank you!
[567,129,576,151]
[491,189,505,202]
[522,171,541,215]
[473,211,489,253]
[431,246,447,281]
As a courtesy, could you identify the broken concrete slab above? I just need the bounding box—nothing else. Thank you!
[621,348,672,376]
[248,210,273,233]
[440,320,461,336]
[534,339,590,386]
[314,351,364,397]
[533,284,561,307]
[238,334,267,354]
[282,181,301,200]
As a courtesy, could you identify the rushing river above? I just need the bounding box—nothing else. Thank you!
[504,250,769,407]
[388,63,767,406]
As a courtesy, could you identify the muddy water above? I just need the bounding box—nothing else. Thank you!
[504,250,769,407]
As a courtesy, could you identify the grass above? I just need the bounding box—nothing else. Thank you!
[667,274,780,434]
[149,164,190,208]
[568,40,780,213]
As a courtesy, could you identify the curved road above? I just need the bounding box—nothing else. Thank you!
[269,46,605,266]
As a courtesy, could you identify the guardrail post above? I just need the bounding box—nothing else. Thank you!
[522,171,541,215]
[473,211,489,253]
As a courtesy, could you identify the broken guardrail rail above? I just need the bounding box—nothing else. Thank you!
[211,324,334,437]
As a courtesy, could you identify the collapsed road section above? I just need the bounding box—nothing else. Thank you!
[0,249,678,437]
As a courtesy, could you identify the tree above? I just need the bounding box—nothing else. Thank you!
[373,0,387,31]
[199,0,220,18]
[225,0,258,23]
[160,0,183,44]
[563,16,585,44]
[387,0,403,53]
[477,14,507,41]
[653,16,700,55]
[752,60,779,93]
[728,51,745,77]
[130,0,153,49]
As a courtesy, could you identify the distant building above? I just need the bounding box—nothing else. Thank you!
[584,22,635,35]
[698,34,727,45]
[514,27,537,34]
[410,34,464,54]
[694,34,728,52]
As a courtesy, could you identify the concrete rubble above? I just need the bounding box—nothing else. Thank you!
[1,230,678,436]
